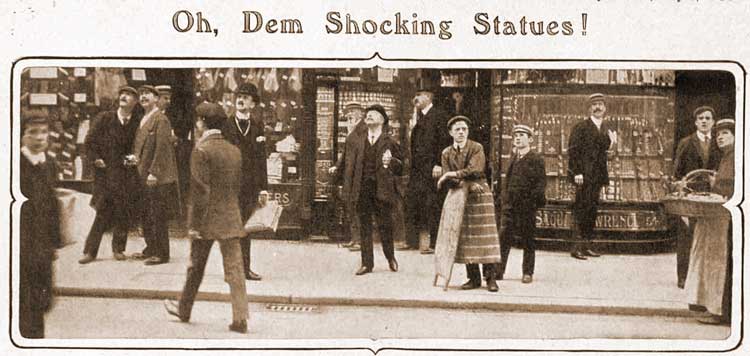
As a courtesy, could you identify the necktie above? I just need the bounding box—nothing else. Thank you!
[239,120,249,133]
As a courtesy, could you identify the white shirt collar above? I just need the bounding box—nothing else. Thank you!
[117,109,132,125]
[697,131,711,142]
[590,116,603,130]
[421,103,433,116]
[516,147,531,158]
[22,146,46,166]
[198,129,222,144]
[235,110,250,121]
[453,140,468,150]
[367,128,382,143]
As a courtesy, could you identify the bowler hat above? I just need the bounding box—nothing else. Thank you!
[512,124,534,136]
[447,115,472,129]
[693,106,716,118]
[118,86,138,97]
[236,83,260,103]
[138,85,159,96]
[365,104,389,127]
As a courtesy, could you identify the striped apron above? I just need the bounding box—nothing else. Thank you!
[454,181,502,264]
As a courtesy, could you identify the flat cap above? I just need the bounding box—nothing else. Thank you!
[365,104,389,126]
[195,102,227,121]
[447,115,472,129]
[137,85,159,95]
[693,105,716,118]
[118,86,138,97]
[715,118,735,132]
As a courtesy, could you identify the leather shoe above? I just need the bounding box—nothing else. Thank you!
[163,299,188,322]
[355,266,372,275]
[461,279,481,290]
[342,241,356,248]
[388,259,399,272]
[522,274,533,284]
[348,244,361,252]
[696,314,722,325]
[487,278,499,292]
[245,270,262,281]
[570,251,588,260]
[396,244,417,251]
[130,252,149,260]
[78,254,95,264]
[229,320,248,333]
[583,249,601,257]
[144,256,168,265]
[420,248,435,255]
[113,252,127,261]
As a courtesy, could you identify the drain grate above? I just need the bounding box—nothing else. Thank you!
[265,304,319,313]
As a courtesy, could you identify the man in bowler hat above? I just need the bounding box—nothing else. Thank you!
[222,83,267,281]
[567,93,617,260]
[347,105,404,275]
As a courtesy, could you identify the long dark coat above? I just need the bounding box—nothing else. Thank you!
[333,120,368,201]
[567,118,611,188]
[406,105,450,209]
[20,153,61,316]
[85,109,142,225]
[222,110,268,220]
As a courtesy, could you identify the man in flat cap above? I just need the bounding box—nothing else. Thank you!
[155,85,172,114]
[221,82,268,281]
[567,93,617,260]
[19,115,61,337]
[497,124,546,284]
[402,87,451,254]
[164,102,248,333]
[131,85,179,265]
[437,115,501,292]
[672,105,722,289]
[79,86,143,264]
[347,104,403,275]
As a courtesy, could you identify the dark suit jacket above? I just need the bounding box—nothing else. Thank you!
[567,118,611,188]
[347,132,404,205]
[188,133,246,240]
[85,109,142,214]
[133,109,179,186]
[673,132,722,179]
[222,111,268,219]
[503,151,547,213]
[20,153,60,311]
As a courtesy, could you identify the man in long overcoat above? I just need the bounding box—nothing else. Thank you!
[79,86,142,264]
[163,103,248,333]
[222,83,268,281]
[132,85,179,265]
[402,88,451,254]
[567,93,616,260]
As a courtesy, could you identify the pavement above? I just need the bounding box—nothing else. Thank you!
[53,234,696,318]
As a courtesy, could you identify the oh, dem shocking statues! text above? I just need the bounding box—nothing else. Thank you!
[171,10,588,39]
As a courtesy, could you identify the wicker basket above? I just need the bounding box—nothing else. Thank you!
[661,195,727,218]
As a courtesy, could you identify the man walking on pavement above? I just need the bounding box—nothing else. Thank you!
[330,103,368,252]
[401,88,450,254]
[131,85,179,266]
[567,93,617,260]
[164,103,248,333]
[348,105,404,275]
[497,125,547,284]
[222,83,267,281]
[672,105,722,289]
[79,86,143,264]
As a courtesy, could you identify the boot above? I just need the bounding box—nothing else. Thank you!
[486,271,499,292]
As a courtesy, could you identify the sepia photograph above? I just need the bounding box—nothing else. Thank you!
[10,63,742,351]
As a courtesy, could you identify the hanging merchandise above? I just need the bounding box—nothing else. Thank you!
[264,68,280,93]
[224,68,238,93]
[288,68,303,93]
[94,68,127,106]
